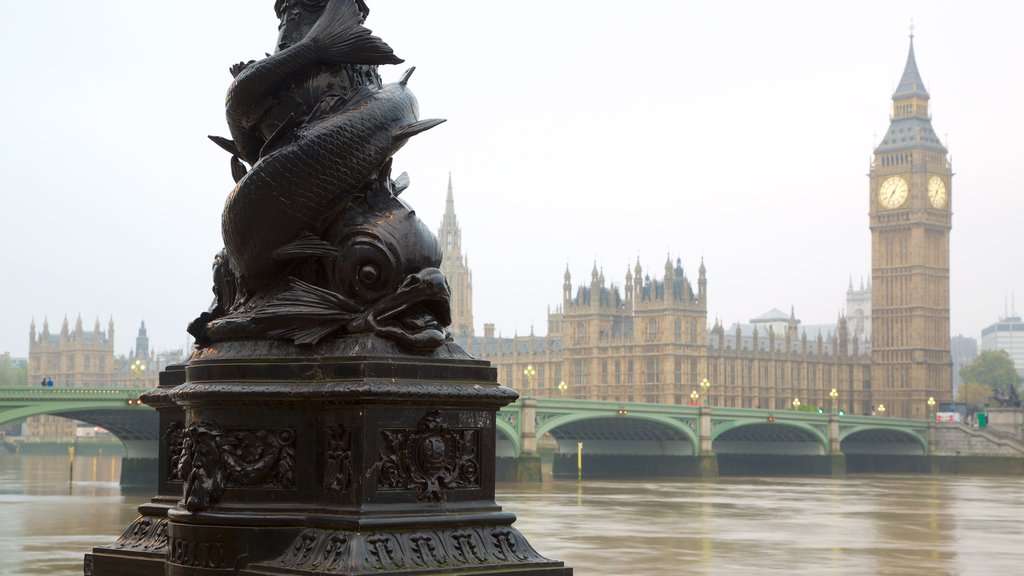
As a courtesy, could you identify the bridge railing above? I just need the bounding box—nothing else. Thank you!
[0,387,147,400]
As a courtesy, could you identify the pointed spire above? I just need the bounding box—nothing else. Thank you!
[94,317,101,333]
[445,172,455,213]
[894,35,929,101]
[74,314,83,334]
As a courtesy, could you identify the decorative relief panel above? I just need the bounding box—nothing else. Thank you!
[164,420,185,482]
[324,423,353,493]
[176,420,296,511]
[109,515,169,554]
[376,410,480,501]
[260,525,551,573]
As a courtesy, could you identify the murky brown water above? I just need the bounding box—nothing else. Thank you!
[1,454,1021,575]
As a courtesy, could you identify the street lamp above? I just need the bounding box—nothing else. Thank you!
[523,364,537,396]
[927,396,936,420]
[792,397,801,411]
[829,388,839,415]
[700,378,711,406]
[131,359,146,380]
[558,380,568,396]
[877,403,886,417]
[690,390,699,406]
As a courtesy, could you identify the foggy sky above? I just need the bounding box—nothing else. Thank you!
[1,0,1022,358]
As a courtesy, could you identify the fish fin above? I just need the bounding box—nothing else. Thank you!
[366,159,394,207]
[253,278,360,345]
[305,94,341,125]
[230,156,248,183]
[272,231,338,261]
[307,0,404,65]
[398,67,416,86]
[259,114,297,159]
[394,118,446,142]
[393,171,410,196]
[209,135,239,155]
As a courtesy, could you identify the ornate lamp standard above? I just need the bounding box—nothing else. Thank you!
[558,380,568,396]
[700,378,711,407]
[792,397,801,411]
[522,364,537,397]
[877,403,886,417]
[130,359,146,383]
[829,388,839,415]
[927,396,936,421]
[690,390,699,406]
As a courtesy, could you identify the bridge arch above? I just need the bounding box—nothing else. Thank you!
[495,417,521,458]
[536,412,698,456]
[840,426,928,455]
[711,419,829,455]
[0,398,158,459]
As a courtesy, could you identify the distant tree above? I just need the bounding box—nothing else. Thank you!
[959,349,1022,398]
[0,354,28,388]
[956,381,994,407]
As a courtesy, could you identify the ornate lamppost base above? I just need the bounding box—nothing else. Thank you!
[87,338,570,576]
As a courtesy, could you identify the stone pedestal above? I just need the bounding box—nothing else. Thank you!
[987,407,1024,441]
[90,339,570,575]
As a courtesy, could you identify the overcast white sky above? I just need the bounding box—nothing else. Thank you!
[1,1,1022,358]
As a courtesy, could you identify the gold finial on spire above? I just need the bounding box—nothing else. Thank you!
[909,18,915,41]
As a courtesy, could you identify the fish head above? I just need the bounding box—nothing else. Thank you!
[323,192,452,349]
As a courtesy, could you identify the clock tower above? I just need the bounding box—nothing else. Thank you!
[869,37,953,419]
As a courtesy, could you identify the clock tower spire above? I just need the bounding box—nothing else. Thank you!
[869,36,953,418]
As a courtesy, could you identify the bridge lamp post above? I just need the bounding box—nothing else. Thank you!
[829,388,839,415]
[690,390,699,406]
[877,403,886,417]
[558,381,567,396]
[792,397,801,411]
[700,378,711,407]
[522,365,537,397]
[927,396,936,421]
[130,359,146,383]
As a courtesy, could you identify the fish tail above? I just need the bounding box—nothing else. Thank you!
[307,0,404,65]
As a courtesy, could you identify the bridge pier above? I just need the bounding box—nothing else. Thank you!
[828,414,845,476]
[119,439,158,488]
[696,407,718,477]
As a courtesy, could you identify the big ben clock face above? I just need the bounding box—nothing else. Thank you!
[878,176,909,209]
[928,175,948,208]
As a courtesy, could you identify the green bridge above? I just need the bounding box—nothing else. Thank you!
[0,387,156,485]
[3,388,1019,483]
[495,397,937,479]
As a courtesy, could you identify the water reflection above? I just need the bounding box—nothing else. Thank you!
[0,454,1022,575]
[0,455,140,576]
[498,476,1024,576]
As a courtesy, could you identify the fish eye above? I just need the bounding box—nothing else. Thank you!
[358,264,381,287]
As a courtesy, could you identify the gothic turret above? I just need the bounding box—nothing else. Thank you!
[135,321,150,360]
[563,265,572,304]
[437,174,474,339]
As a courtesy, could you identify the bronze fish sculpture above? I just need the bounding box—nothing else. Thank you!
[191,0,450,352]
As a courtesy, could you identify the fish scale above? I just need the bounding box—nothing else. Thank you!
[222,83,420,294]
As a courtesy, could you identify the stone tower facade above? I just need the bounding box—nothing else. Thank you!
[869,37,953,418]
[438,174,474,341]
[846,277,872,342]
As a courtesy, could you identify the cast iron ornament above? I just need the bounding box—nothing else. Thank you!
[188,0,450,353]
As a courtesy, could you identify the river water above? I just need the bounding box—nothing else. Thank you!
[1,454,1021,575]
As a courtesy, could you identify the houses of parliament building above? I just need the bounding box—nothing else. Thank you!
[444,38,952,420]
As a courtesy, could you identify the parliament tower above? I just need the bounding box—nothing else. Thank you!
[869,37,952,418]
[438,174,474,340]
